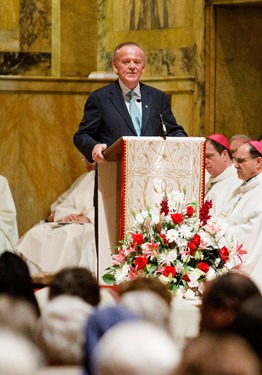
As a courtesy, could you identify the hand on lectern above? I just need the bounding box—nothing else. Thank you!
[92,143,107,163]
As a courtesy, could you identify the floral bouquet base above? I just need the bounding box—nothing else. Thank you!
[103,191,246,299]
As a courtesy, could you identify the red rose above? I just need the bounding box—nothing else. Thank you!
[191,234,201,246]
[188,241,197,255]
[219,246,230,262]
[171,213,184,224]
[186,206,195,218]
[198,262,210,273]
[132,233,144,246]
[163,265,176,277]
[134,256,148,270]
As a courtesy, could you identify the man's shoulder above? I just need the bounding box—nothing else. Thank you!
[91,81,119,97]
[140,82,164,95]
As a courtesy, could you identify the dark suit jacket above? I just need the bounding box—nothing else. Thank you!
[74,80,187,162]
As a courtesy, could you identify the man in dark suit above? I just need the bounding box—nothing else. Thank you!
[74,41,187,163]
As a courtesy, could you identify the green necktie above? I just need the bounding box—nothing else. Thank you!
[129,91,141,136]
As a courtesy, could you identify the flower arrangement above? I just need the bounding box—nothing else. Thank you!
[103,191,246,299]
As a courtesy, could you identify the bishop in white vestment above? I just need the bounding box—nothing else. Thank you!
[16,170,97,277]
[205,134,242,216]
[0,175,19,254]
[221,141,262,290]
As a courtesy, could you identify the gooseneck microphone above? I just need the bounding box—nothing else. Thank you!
[136,98,167,140]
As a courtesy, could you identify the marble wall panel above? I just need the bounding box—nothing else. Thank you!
[60,0,97,77]
[215,6,262,140]
[20,0,51,52]
[97,0,197,77]
[0,0,20,51]
[0,52,51,75]
[0,88,87,235]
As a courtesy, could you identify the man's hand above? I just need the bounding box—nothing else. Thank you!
[92,143,107,163]
[62,214,90,223]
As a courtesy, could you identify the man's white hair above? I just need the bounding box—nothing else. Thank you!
[37,295,94,365]
[93,320,181,375]
[0,329,40,375]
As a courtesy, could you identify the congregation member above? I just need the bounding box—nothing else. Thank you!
[0,251,40,316]
[199,272,261,334]
[204,134,242,216]
[16,169,97,277]
[229,134,251,159]
[74,41,187,164]
[83,304,139,375]
[230,294,262,363]
[221,140,262,289]
[174,333,261,375]
[36,295,94,367]
[0,174,19,254]
[93,320,181,375]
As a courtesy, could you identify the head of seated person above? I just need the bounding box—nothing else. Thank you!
[0,251,40,316]
[230,294,262,363]
[174,332,261,375]
[48,267,100,307]
[229,134,251,159]
[119,289,171,332]
[233,140,262,182]
[36,295,94,366]
[205,134,233,178]
[117,275,173,307]
[0,294,38,344]
[92,320,181,375]
[200,272,261,333]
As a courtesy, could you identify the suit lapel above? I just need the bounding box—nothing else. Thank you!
[140,85,153,134]
[108,81,137,135]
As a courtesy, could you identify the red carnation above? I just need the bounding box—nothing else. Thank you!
[188,241,197,255]
[171,213,184,224]
[186,206,195,218]
[198,262,210,273]
[219,246,230,262]
[132,233,144,246]
[134,256,148,270]
[163,265,176,277]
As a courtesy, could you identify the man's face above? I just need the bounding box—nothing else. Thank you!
[112,45,145,90]
[230,138,248,159]
[205,141,227,178]
[234,143,259,181]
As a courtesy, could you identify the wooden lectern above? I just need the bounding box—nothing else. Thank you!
[97,136,206,282]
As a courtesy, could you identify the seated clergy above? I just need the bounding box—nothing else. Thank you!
[16,169,97,277]
[205,134,242,216]
[229,134,251,159]
[221,141,262,290]
[0,175,19,254]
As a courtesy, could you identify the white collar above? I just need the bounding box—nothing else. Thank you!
[118,79,141,98]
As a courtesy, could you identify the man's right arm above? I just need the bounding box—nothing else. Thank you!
[73,93,103,162]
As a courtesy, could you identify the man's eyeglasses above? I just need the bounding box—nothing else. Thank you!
[233,157,255,165]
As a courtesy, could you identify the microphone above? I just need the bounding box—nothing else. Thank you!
[136,98,167,140]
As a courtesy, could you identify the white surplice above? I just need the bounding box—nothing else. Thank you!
[205,164,242,216]
[0,175,19,254]
[221,172,262,290]
[16,171,97,276]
